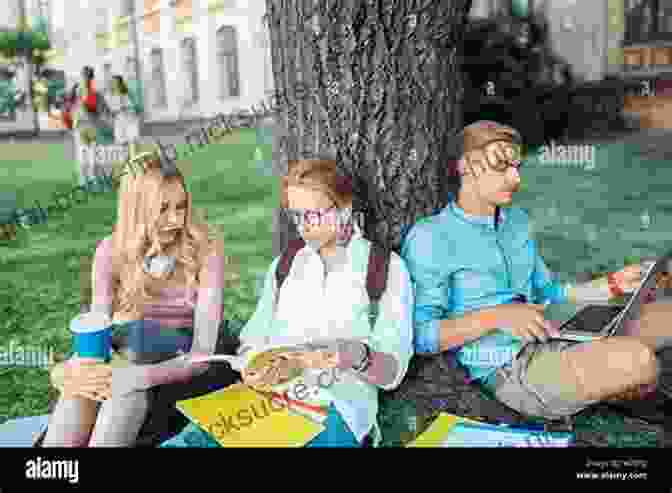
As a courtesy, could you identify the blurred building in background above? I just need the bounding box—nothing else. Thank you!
[1,0,274,135]
[58,0,273,133]
[469,0,672,130]
[6,1,670,135]
[0,0,67,134]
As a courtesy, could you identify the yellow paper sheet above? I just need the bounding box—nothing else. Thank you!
[407,413,483,447]
[176,383,325,447]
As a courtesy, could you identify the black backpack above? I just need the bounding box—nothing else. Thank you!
[276,238,391,330]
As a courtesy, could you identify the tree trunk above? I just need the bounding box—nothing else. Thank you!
[265,0,472,254]
[263,1,550,439]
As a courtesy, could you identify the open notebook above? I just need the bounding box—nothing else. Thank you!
[408,413,573,447]
[176,383,325,447]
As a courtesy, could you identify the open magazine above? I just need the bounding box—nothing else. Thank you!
[180,338,366,424]
[183,338,366,373]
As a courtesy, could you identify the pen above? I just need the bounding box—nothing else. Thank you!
[266,391,329,416]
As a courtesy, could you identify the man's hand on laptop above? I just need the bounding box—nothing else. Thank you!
[497,304,559,343]
[621,263,645,291]
[585,264,643,300]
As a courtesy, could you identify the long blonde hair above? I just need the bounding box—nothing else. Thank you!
[111,157,212,315]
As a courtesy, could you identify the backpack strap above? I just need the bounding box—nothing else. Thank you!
[275,238,306,291]
[366,243,391,330]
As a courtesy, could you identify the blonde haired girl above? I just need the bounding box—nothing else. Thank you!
[43,154,234,447]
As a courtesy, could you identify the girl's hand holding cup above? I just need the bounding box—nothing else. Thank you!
[53,357,112,402]
[56,312,115,401]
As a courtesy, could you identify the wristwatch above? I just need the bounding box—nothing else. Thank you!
[351,343,372,373]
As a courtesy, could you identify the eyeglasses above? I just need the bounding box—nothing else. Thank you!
[467,142,525,174]
[489,158,523,173]
[284,207,338,227]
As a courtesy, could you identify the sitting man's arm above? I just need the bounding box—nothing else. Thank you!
[527,235,614,305]
[401,226,502,353]
[529,238,569,305]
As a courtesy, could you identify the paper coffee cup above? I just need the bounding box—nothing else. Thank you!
[70,312,113,361]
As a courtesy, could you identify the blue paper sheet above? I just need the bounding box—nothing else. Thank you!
[0,415,50,447]
[440,422,573,447]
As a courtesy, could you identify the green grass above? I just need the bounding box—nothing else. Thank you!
[0,129,277,424]
[0,133,663,447]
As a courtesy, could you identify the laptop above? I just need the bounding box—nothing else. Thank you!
[554,255,664,342]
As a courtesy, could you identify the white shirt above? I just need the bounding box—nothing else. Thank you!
[239,226,414,445]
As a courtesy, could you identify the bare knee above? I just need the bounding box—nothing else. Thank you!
[638,298,672,326]
[42,396,99,447]
[612,338,659,386]
[88,391,149,447]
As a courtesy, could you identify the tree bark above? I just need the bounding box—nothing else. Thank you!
[265,0,472,254]
[262,0,553,437]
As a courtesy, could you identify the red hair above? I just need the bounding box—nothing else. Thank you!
[281,159,354,209]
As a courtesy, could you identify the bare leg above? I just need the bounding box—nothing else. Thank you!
[525,336,659,404]
[41,396,100,447]
[88,390,150,447]
[623,299,672,351]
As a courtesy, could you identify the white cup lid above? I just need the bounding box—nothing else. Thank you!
[70,311,112,333]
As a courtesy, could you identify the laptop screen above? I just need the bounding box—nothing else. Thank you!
[564,258,660,333]
[569,305,625,332]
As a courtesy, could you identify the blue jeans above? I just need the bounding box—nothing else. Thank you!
[160,404,362,448]
[305,405,361,448]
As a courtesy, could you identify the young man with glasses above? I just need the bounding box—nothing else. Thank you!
[400,120,670,426]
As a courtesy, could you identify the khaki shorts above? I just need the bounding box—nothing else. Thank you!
[481,340,601,420]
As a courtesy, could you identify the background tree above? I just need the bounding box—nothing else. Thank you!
[0,11,51,135]
[263,0,546,438]
[461,13,575,147]
[265,0,472,256]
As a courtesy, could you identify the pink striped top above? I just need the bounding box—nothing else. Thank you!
[92,236,224,330]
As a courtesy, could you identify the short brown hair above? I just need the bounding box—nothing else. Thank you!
[460,120,522,156]
[448,120,523,180]
[281,159,354,209]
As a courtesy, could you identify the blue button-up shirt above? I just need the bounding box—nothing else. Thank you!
[401,196,568,382]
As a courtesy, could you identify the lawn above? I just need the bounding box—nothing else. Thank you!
[0,129,277,425]
[0,131,664,447]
